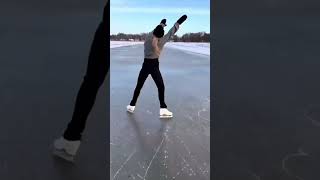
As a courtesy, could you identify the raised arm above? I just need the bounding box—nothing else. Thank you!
[159,23,179,47]
[159,15,187,48]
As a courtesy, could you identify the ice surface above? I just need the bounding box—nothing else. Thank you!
[110,45,210,180]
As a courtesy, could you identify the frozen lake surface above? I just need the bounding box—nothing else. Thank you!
[110,45,210,180]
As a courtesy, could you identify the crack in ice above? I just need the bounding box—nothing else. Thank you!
[143,137,165,180]
[175,135,207,176]
[112,149,136,180]
[282,148,308,180]
[304,109,320,127]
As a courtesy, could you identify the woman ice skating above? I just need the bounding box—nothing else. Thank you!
[127,15,187,118]
[52,2,109,162]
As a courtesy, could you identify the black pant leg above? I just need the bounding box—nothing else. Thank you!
[150,66,167,108]
[63,13,109,140]
[130,64,149,106]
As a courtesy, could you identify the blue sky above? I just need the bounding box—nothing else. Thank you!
[110,0,210,36]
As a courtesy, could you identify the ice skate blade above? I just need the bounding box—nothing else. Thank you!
[53,148,75,162]
[127,109,134,113]
[159,115,173,119]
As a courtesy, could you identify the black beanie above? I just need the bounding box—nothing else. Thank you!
[153,25,164,38]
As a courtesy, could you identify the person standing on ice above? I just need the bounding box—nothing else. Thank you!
[127,15,187,118]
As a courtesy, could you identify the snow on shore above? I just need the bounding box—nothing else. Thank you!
[110,41,210,56]
[166,42,210,56]
[110,41,143,48]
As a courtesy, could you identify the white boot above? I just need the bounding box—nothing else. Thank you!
[160,108,173,118]
[53,137,81,162]
[127,105,135,113]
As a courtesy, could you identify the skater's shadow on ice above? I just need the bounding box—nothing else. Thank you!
[127,114,168,153]
[127,114,149,152]
[51,157,92,180]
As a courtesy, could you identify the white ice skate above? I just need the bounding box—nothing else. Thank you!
[53,137,80,162]
[127,105,135,113]
[160,108,173,118]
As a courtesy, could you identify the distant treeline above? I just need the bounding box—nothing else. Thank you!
[110,32,210,42]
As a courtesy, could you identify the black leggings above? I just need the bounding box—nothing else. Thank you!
[63,3,109,141]
[130,59,167,108]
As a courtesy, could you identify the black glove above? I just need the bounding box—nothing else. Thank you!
[160,19,167,26]
[177,15,187,25]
